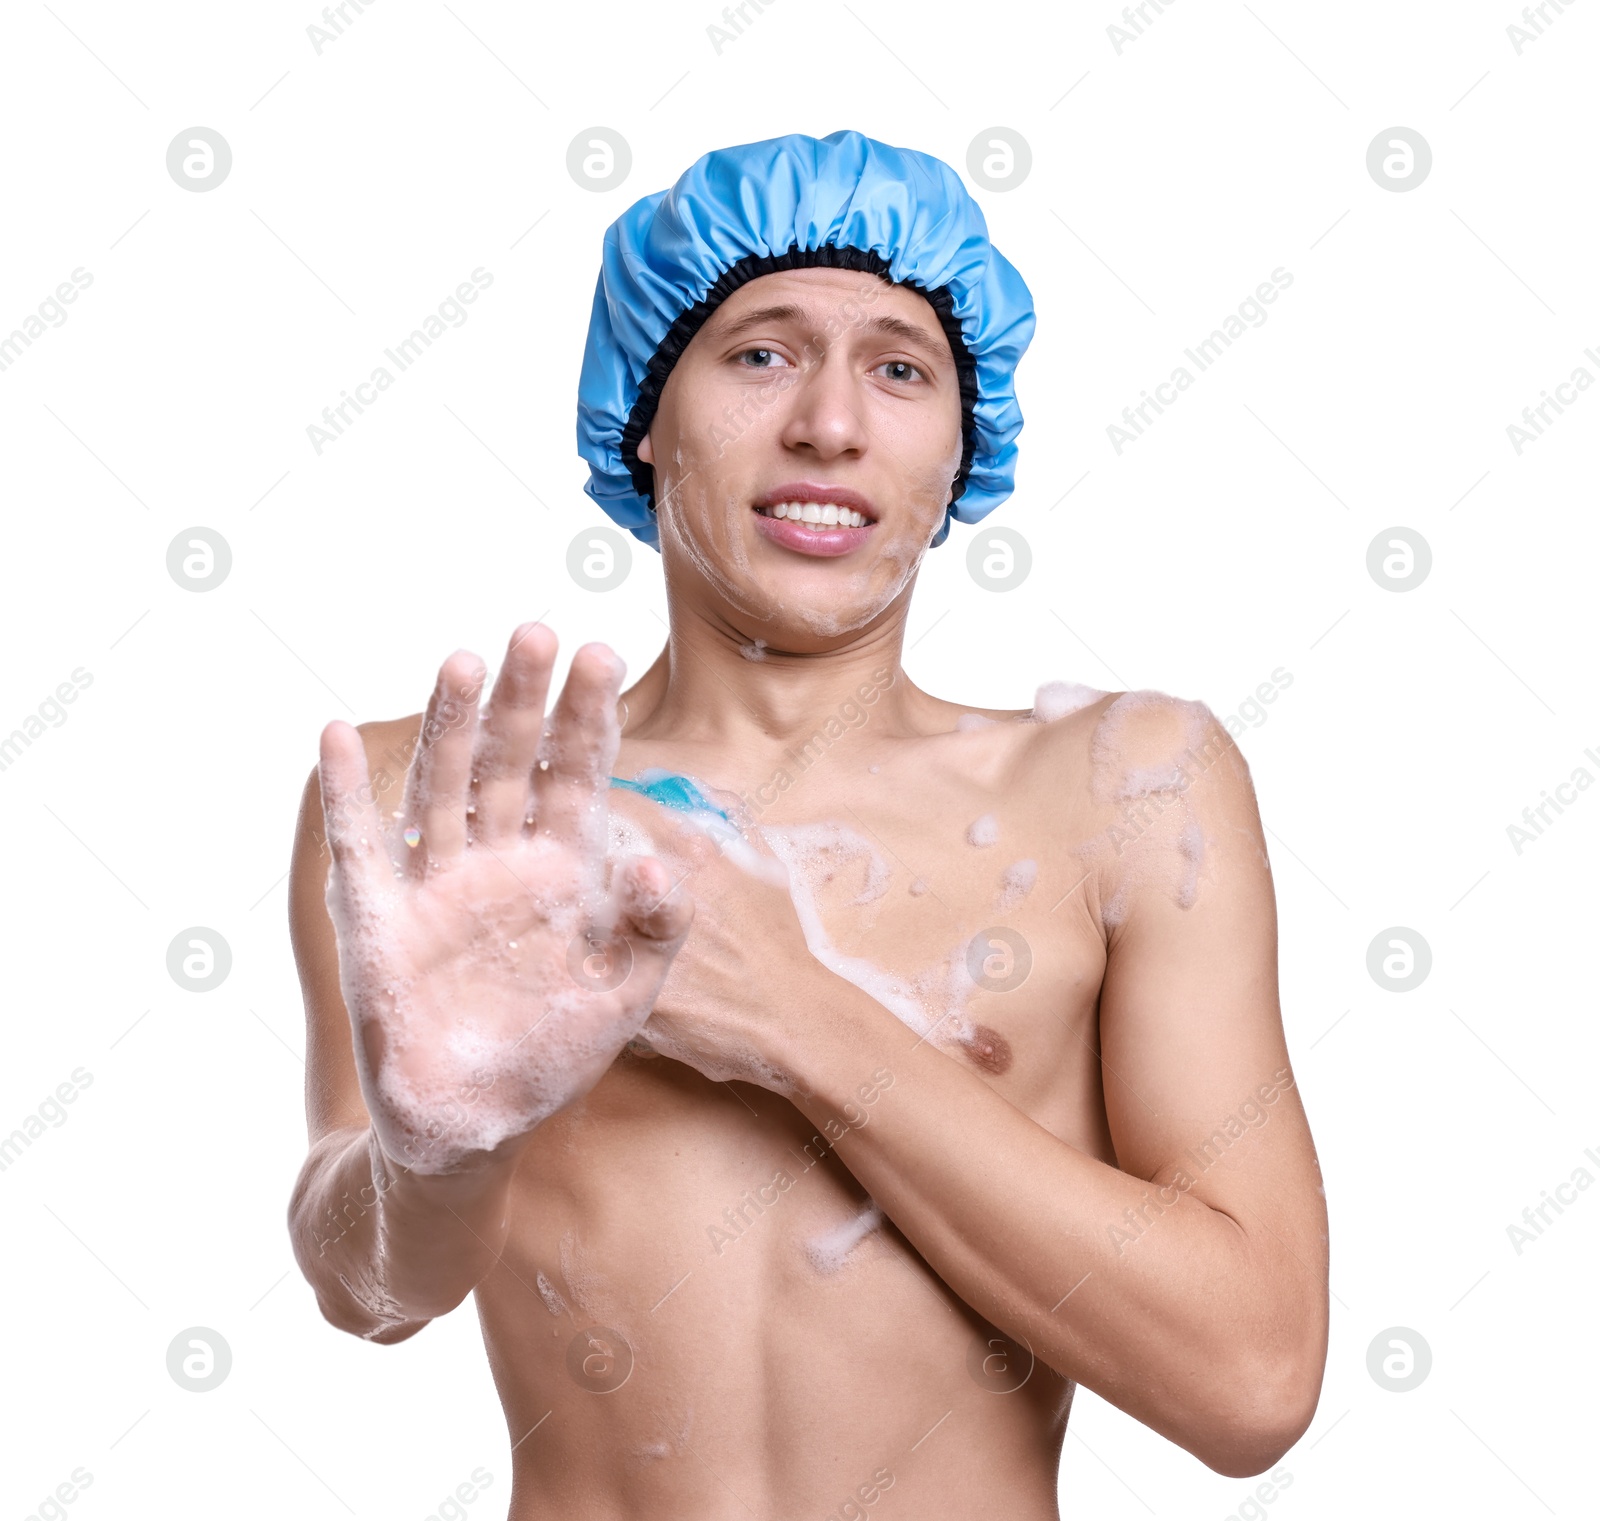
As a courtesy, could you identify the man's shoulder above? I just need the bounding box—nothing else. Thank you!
[353,711,429,779]
[1012,685,1246,809]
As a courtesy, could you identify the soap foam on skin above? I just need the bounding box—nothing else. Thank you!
[559,1229,605,1319]
[1031,680,1104,722]
[535,1270,568,1317]
[956,712,997,732]
[762,825,957,1043]
[1082,690,1221,925]
[630,1404,695,1467]
[350,857,640,1174]
[806,1201,885,1274]
[656,468,770,625]
[323,672,671,1177]
[998,858,1037,908]
[768,820,893,906]
[967,813,999,847]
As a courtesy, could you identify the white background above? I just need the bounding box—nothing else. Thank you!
[1,1,1595,1516]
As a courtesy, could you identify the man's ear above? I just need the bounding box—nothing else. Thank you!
[638,432,654,466]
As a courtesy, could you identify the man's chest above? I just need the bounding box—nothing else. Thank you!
[613,728,1114,1150]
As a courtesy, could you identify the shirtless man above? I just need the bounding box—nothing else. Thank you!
[286,130,1328,1517]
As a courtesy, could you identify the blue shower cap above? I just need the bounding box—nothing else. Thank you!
[576,129,1037,550]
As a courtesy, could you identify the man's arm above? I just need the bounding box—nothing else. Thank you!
[284,723,523,1343]
[772,702,1328,1477]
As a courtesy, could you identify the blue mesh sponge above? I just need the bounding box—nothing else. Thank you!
[609,769,730,822]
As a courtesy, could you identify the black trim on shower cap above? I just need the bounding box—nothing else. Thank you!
[618,242,980,513]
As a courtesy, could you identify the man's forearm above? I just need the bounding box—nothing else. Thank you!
[288,1126,518,1342]
[773,979,1325,1476]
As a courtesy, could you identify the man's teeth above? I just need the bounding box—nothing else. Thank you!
[763,501,870,528]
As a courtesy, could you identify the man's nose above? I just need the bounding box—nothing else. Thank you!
[777,348,870,460]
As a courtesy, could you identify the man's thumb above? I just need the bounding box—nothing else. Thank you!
[610,854,694,950]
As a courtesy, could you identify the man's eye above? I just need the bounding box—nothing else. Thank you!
[877,360,926,383]
[737,347,789,369]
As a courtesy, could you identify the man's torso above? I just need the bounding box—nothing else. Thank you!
[370,691,1123,1519]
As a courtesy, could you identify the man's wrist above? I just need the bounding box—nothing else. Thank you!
[369,1125,522,1217]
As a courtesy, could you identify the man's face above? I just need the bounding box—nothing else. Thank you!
[636,266,963,646]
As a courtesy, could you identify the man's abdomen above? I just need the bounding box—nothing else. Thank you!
[474,1053,1069,1519]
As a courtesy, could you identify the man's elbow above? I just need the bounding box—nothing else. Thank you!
[1195,1347,1324,1478]
[286,1178,431,1345]
[308,1281,428,1344]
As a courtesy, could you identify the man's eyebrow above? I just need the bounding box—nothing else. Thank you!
[710,303,948,365]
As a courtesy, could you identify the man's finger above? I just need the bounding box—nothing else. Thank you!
[533,643,625,853]
[611,854,695,950]
[401,650,486,868]
[318,720,388,897]
[474,622,557,842]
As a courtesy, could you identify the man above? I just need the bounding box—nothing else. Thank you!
[287,129,1328,1516]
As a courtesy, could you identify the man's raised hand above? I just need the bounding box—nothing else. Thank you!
[316,624,692,1175]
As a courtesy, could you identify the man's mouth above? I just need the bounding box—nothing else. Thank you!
[754,499,873,529]
[748,486,876,540]
[749,485,877,558]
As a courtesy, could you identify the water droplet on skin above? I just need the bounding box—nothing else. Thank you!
[524,812,535,827]
[538,759,550,771]
[358,836,368,847]
[508,940,518,949]
[404,826,422,848]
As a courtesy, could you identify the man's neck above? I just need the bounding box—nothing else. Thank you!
[619,602,931,755]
